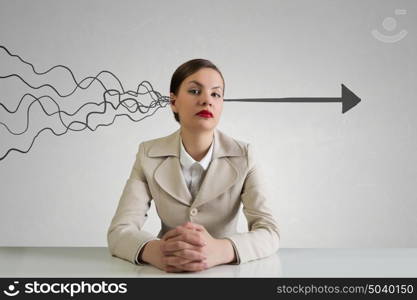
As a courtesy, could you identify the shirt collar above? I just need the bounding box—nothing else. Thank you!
[179,135,214,171]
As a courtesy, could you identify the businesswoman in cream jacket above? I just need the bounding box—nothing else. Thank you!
[107,59,280,273]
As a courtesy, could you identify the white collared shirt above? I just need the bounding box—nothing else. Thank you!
[179,135,214,199]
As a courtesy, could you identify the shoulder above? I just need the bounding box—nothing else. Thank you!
[141,129,177,145]
[135,130,180,158]
[214,129,262,172]
[225,132,264,170]
[216,128,249,152]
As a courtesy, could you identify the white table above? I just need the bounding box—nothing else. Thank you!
[0,248,416,277]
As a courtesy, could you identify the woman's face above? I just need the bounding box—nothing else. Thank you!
[170,67,224,133]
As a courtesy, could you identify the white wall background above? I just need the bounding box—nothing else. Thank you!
[0,0,416,247]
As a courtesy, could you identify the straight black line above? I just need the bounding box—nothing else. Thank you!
[224,97,341,103]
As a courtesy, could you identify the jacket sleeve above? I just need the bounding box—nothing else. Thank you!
[224,143,281,264]
[107,142,159,265]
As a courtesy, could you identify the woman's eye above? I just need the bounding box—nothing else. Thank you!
[188,89,221,98]
[189,89,200,95]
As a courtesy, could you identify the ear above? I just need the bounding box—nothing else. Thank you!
[170,93,178,113]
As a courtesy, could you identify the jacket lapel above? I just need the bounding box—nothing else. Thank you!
[192,156,238,207]
[154,155,192,206]
[150,128,244,207]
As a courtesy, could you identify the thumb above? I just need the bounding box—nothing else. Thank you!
[183,221,205,232]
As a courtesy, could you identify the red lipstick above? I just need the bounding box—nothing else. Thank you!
[196,110,213,118]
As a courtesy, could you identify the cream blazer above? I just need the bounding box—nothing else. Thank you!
[107,127,280,265]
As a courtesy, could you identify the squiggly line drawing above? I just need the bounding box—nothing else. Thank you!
[0,45,170,161]
[0,45,360,162]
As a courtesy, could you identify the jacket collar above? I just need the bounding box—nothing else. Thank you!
[147,127,244,159]
[150,128,244,207]
[179,134,214,171]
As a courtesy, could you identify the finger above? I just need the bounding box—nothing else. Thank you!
[163,255,194,266]
[188,223,205,232]
[163,227,205,245]
[172,248,207,261]
[161,227,179,241]
[162,226,186,241]
[177,261,208,272]
[182,222,204,232]
[165,265,184,273]
[161,240,201,253]
[164,254,204,267]
[167,231,206,247]
[162,223,204,241]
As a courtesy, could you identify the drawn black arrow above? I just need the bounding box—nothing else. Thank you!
[224,84,361,113]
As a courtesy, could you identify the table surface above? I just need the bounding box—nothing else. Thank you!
[0,248,416,278]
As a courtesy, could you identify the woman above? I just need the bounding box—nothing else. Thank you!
[107,59,280,273]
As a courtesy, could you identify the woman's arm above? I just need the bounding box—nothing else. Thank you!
[107,142,218,272]
[107,142,158,265]
[223,143,281,264]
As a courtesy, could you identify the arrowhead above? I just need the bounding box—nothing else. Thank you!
[341,84,361,113]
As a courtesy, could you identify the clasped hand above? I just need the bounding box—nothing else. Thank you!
[159,222,226,273]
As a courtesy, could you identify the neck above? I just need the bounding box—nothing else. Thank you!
[180,127,214,162]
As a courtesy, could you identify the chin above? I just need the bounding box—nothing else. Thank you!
[191,121,216,132]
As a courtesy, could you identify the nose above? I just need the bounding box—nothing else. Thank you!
[198,90,214,106]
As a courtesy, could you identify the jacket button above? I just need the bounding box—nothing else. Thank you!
[190,208,198,216]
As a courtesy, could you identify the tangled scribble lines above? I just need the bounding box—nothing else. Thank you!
[0,45,170,161]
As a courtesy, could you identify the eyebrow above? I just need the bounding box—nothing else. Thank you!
[187,80,223,90]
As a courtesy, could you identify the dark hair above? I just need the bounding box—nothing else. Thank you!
[170,58,225,123]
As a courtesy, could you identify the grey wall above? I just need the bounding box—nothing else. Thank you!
[0,0,416,247]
